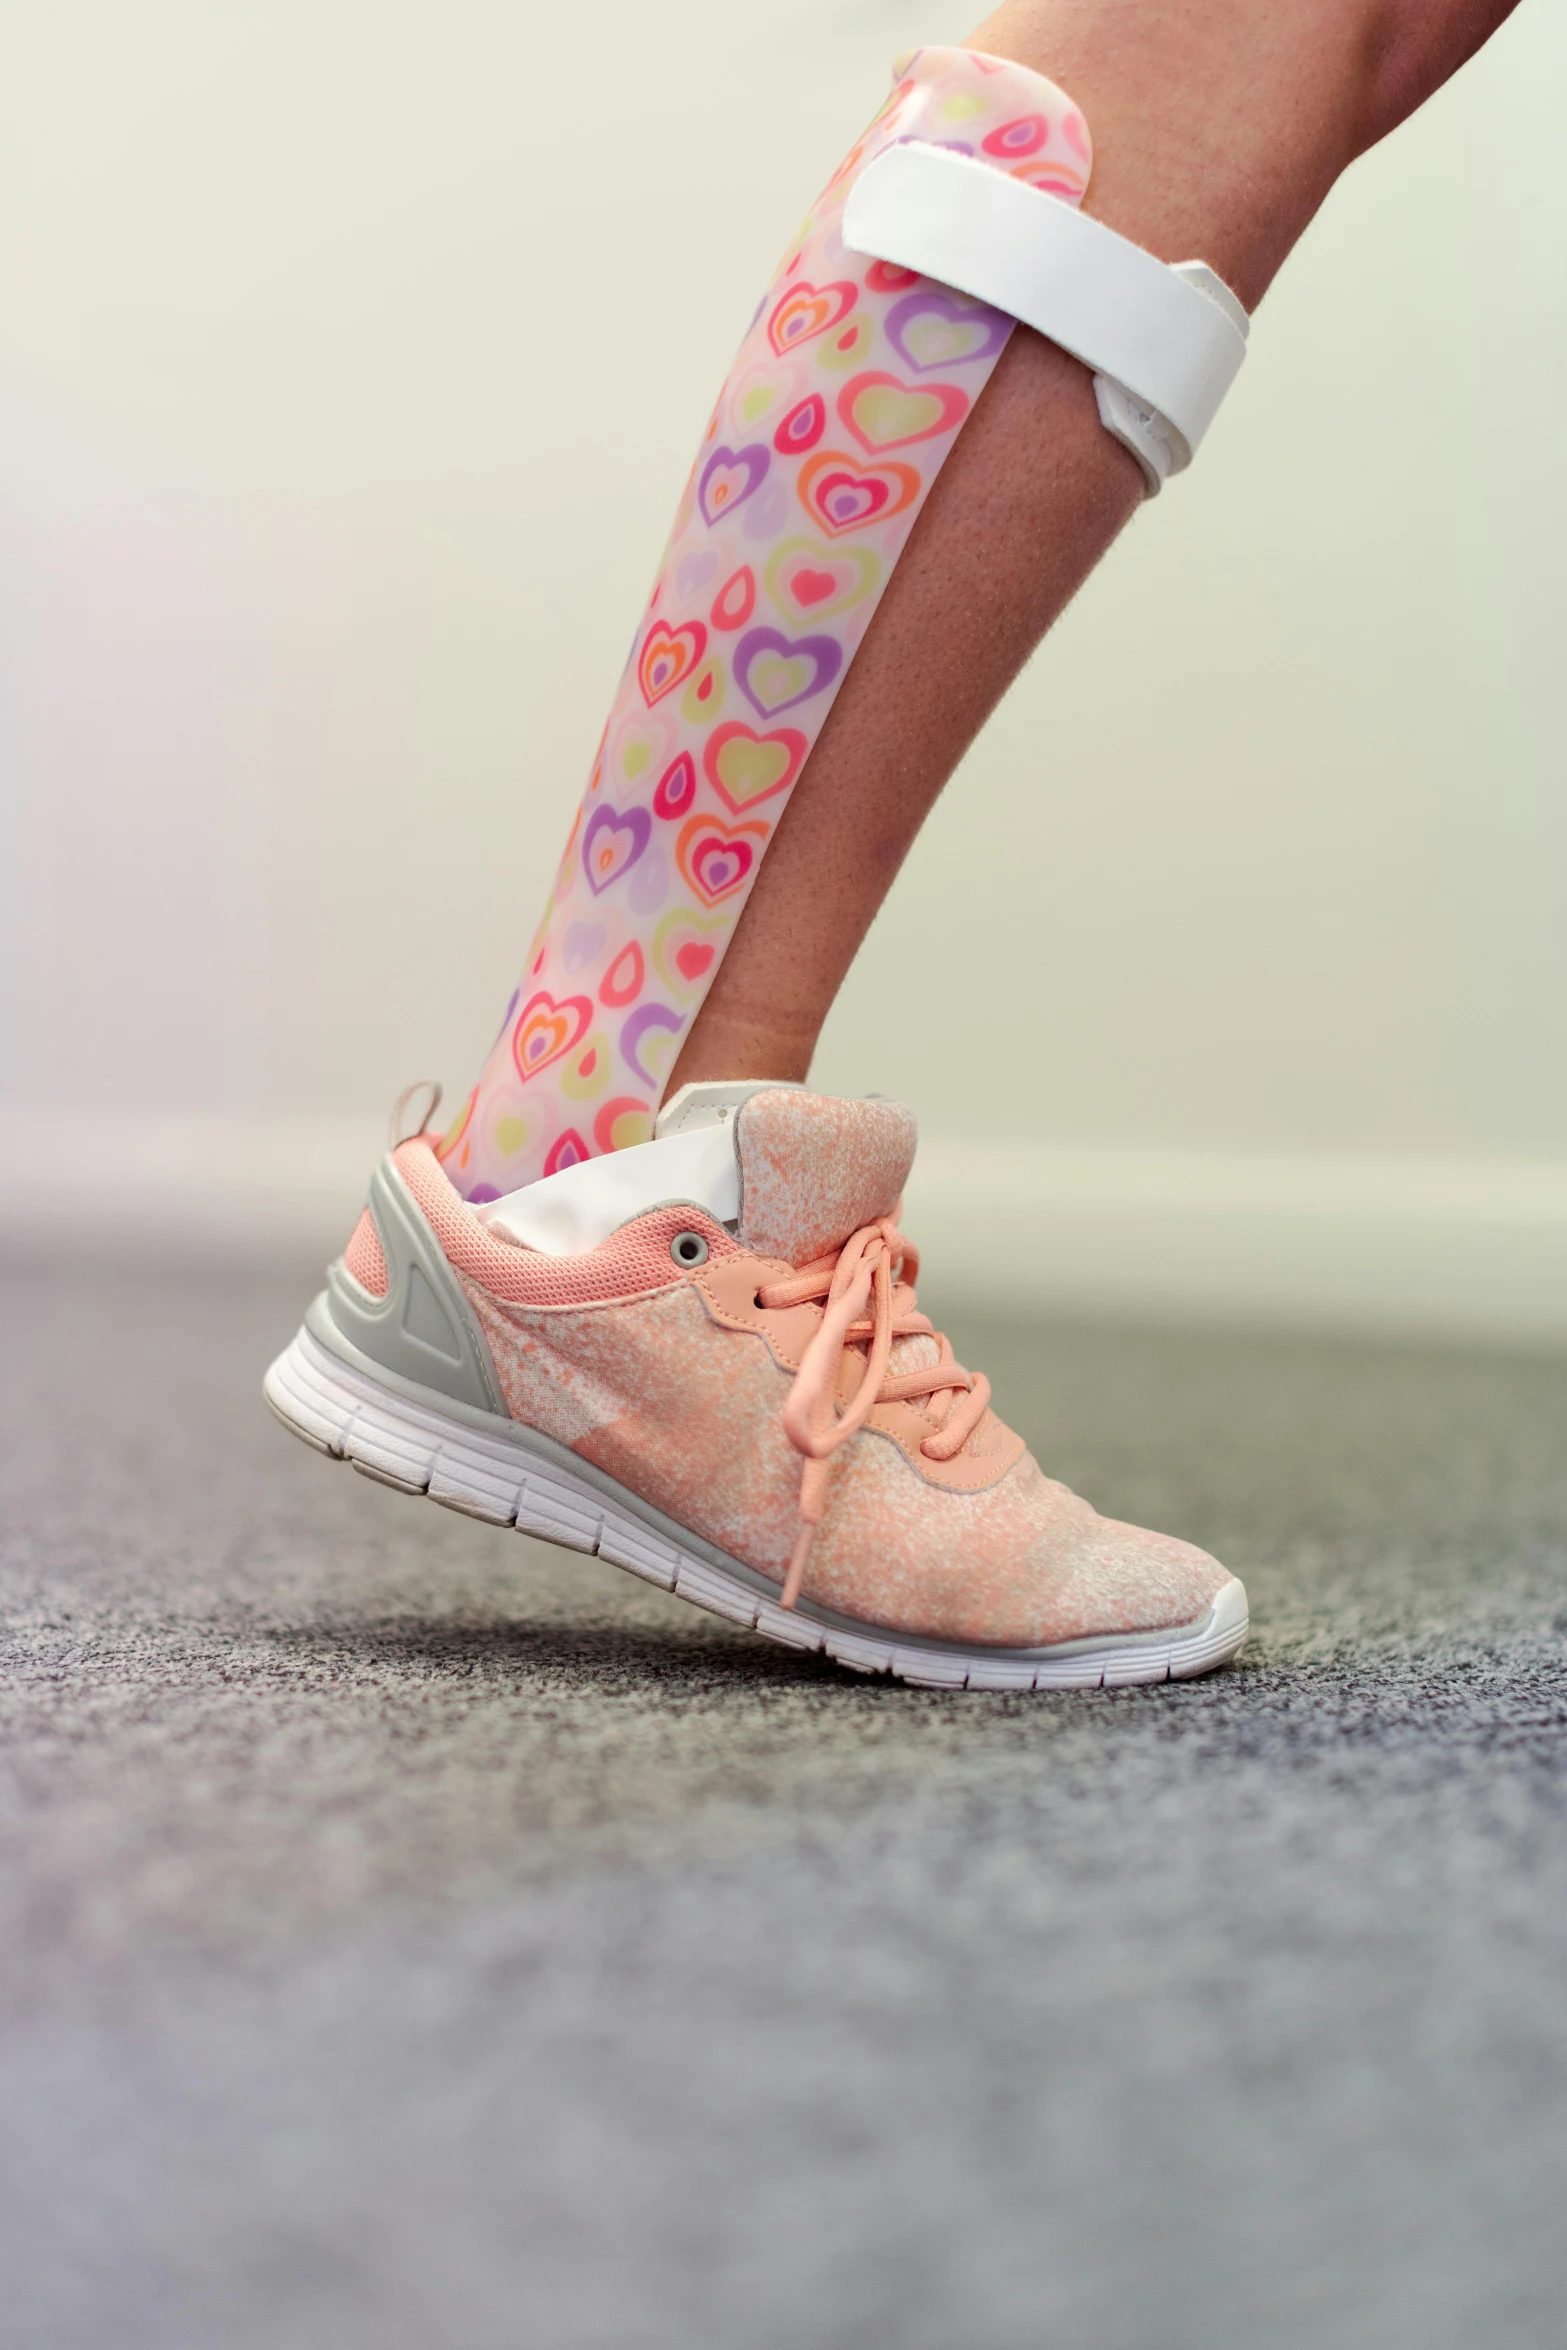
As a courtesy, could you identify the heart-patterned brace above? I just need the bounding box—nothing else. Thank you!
[440,47,1112,1198]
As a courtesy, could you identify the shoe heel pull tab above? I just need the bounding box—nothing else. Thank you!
[389,1080,443,1149]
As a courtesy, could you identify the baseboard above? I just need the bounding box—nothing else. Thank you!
[906,1139,1567,1346]
[5,1113,1567,1346]
[0,1113,389,1262]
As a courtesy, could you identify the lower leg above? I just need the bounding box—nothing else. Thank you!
[667,0,1518,1090]
[665,322,1140,1089]
[440,0,1517,1191]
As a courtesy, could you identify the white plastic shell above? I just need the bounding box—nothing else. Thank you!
[842,143,1249,495]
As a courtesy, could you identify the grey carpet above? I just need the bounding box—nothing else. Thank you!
[3,1252,1566,2350]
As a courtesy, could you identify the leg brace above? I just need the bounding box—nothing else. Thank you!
[440,45,1247,1199]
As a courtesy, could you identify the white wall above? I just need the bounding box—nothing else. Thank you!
[3,2,1565,1333]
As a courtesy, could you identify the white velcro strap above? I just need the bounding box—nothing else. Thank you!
[842,142,1248,493]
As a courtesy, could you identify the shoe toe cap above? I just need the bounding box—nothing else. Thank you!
[1063,1515,1235,1638]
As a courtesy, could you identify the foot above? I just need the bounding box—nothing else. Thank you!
[264,1085,1247,1691]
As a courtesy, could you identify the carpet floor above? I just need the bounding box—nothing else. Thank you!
[3,1253,1566,2349]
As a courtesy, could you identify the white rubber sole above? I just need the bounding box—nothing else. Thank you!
[264,1324,1249,1694]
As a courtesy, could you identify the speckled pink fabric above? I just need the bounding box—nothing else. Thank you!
[735,1090,917,1265]
[454,1254,1229,1647]
[463,1277,808,1574]
[802,1443,1225,1645]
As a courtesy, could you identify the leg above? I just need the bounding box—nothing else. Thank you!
[669,0,1520,1089]
[439,1,1519,1193]
[665,324,1140,1090]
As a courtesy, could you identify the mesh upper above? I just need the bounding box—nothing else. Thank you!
[342,1207,389,1297]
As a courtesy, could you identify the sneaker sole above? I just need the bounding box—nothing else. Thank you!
[264,1321,1248,1694]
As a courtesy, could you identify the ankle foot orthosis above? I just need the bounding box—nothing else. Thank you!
[440,47,1247,1200]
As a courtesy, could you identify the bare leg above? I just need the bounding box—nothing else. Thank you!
[667,0,1519,1092]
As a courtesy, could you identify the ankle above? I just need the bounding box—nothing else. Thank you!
[666,1011,816,1099]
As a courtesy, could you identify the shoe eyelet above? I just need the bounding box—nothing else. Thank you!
[670,1230,709,1269]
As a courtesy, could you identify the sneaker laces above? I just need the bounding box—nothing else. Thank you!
[764,1217,992,1610]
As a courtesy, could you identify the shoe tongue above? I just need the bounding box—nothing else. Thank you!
[734,1090,918,1265]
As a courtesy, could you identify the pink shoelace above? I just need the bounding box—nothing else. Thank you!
[768,1218,992,1610]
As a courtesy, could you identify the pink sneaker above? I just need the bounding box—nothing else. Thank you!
[264,1086,1247,1691]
